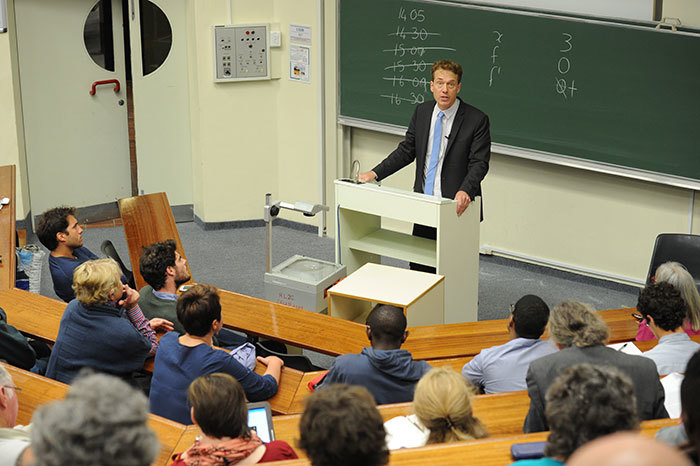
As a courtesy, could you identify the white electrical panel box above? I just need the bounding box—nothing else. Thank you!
[213,23,270,82]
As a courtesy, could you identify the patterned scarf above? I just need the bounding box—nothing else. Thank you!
[175,432,264,466]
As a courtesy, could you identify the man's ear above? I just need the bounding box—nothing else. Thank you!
[401,330,409,343]
[646,315,656,327]
[165,265,175,278]
[0,387,8,410]
[366,326,372,342]
[55,231,66,244]
[508,315,515,329]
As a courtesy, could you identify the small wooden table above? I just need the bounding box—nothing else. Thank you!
[327,263,445,326]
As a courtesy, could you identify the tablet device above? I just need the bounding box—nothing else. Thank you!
[247,401,275,443]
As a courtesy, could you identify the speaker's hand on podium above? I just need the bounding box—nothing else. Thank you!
[357,171,377,183]
[455,190,471,216]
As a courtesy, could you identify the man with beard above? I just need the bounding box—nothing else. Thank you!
[138,240,246,347]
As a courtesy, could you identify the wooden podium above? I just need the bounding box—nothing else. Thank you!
[334,179,479,323]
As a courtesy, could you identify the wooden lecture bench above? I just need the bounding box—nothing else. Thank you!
[3,363,186,466]
[255,417,678,466]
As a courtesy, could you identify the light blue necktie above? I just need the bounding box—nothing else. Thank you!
[424,111,445,196]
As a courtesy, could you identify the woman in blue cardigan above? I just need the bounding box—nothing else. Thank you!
[46,258,173,384]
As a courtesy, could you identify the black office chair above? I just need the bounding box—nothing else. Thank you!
[101,239,136,289]
[254,340,325,372]
[646,234,700,290]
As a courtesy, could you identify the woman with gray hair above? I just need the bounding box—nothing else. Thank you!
[30,372,159,466]
[637,261,700,340]
[511,364,640,465]
[523,301,667,433]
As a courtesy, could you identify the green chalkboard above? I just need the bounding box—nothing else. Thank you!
[339,0,700,182]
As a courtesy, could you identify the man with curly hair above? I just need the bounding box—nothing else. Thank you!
[36,207,98,302]
[511,364,640,465]
[138,240,191,335]
[299,384,389,466]
[639,282,700,375]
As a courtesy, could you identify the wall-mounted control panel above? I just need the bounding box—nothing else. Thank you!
[213,23,270,82]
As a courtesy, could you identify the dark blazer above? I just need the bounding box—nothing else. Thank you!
[523,345,669,433]
[372,98,490,201]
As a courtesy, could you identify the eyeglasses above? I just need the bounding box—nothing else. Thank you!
[433,80,458,90]
[3,385,21,392]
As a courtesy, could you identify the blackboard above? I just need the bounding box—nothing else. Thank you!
[339,0,700,184]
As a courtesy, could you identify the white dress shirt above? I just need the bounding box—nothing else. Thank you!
[423,99,460,198]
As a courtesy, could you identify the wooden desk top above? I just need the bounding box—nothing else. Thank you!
[0,165,16,292]
[327,263,444,306]
[268,418,678,466]
[0,288,65,343]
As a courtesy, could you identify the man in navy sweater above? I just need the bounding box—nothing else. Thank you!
[318,304,431,405]
[36,206,98,302]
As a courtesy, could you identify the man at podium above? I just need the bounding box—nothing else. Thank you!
[358,59,491,272]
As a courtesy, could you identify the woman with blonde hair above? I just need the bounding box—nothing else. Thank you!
[45,259,172,384]
[636,261,700,340]
[384,367,488,449]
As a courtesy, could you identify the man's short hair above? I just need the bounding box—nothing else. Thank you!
[512,294,550,339]
[681,349,700,451]
[544,363,639,460]
[72,259,122,307]
[30,371,158,466]
[431,59,463,83]
[36,206,76,251]
[637,282,687,332]
[139,239,177,290]
[176,284,222,337]
[299,384,389,466]
[366,304,406,344]
[548,301,610,348]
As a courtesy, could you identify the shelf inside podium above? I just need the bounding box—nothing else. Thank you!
[347,229,436,267]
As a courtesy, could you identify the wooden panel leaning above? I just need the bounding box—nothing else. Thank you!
[0,288,65,343]
[2,363,186,466]
[118,192,193,290]
[0,165,16,292]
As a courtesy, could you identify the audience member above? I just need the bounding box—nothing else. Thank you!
[138,239,247,348]
[637,262,700,340]
[523,301,667,433]
[318,304,431,404]
[45,259,171,384]
[299,384,389,466]
[36,207,98,302]
[656,349,700,449]
[385,367,487,449]
[462,295,556,393]
[0,365,31,465]
[172,373,297,464]
[512,364,640,465]
[138,239,190,334]
[567,432,692,466]
[680,349,700,462]
[638,282,700,375]
[31,371,158,466]
[149,284,282,424]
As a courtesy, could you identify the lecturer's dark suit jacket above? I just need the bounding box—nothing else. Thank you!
[523,345,669,433]
[371,98,490,202]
